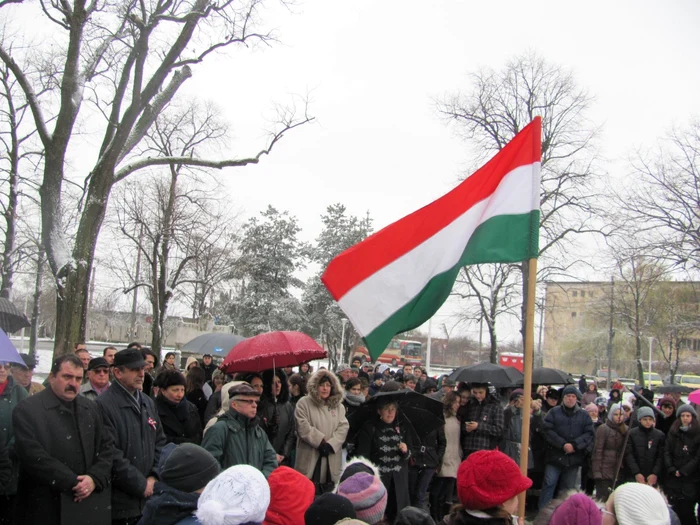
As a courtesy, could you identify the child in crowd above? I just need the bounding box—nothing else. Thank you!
[624,406,665,487]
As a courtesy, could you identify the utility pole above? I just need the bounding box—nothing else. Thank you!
[607,276,615,388]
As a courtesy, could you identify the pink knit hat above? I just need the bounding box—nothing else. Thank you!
[549,493,602,525]
[337,472,387,524]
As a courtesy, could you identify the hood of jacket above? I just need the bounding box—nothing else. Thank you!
[307,369,343,408]
[138,483,199,525]
[262,368,290,404]
[184,356,199,371]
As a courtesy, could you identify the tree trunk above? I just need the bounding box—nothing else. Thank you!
[488,320,498,364]
[29,250,45,359]
[0,84,19,300]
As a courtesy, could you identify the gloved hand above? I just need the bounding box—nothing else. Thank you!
[318,440,334,457]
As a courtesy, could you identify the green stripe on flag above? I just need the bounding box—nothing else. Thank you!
[362,210,540,360]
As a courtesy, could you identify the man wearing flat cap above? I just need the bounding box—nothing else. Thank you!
[10,354,44,396]
[201,382,277,477]
[96,348,166,524]
[79,357,111,401]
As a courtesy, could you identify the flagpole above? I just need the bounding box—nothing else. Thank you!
[518,257,538,519]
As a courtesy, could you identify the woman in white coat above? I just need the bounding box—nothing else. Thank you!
[294,369,349,483]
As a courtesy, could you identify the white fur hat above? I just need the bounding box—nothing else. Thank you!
[196,465,270,525]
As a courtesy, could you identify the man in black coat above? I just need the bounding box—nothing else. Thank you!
[97,349,166,525]
[200,354,217,383]
[13,354,113,525]
[538,385,594,509]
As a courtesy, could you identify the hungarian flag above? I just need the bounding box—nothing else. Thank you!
[322,117,541,360]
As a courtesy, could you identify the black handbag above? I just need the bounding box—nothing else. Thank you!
[312,455,334,496]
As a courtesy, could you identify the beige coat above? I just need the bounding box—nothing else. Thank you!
[295,370,349,483]
[438,414,463,478]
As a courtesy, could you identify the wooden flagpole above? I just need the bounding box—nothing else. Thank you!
[518,257,538,519]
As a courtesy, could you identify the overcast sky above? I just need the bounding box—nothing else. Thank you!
[171,1,700,341]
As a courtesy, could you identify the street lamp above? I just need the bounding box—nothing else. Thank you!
[340,318,349,365]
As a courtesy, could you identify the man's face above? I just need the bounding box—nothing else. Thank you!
[114,366,145,392]
[562,393,578,408]
[203,356,212,365]
[340,370,352,382]
[352,360,362,369]
[144,354,155,372]
[232,396,258,419]
[547,396,559,407]
[513,396,524,409]
[88,367,110,388]
[50,362,84,402]
[104,348,117,365]
[472,388,487,402]
[421,371,428,380]
[11,366,31,387]
[403,365,413,376]
[406,380,416,391]
[76,350,91,370]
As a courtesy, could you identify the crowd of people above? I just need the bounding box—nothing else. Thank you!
[0,346,693,525]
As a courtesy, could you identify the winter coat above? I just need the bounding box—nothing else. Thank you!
[0,376,28,496]
[13,387,113,525]
[259,369,296,462]
[96,380,166,520]
[581,385,598,406]
[625,424,665,479]
[500,405,542,469]
[657,412,677,436]
[592,418,628,481]
[201,408,278,477]
[438,414,465,478]
[201,363,217,383]
[156,394,203,445]
[137,482,201,525]
[461,394,504,452]
[542,404,595,468]
[186,388,208,426]
[294,370,349,483]
[355,416,412,515]
[203,390,222,425]
[409,423,446,470]
[0,434,11,493]
[663,422,700,501]
[25,381,45,396]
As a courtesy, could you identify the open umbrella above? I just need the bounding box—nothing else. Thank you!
[0,298,30,334]
[0,327,26,365]
[347,390,445,441]
[220,331,326,374]
[528,367,574,385]
[656,384,695,394]
[448,362,523,388]
[181,332,246,357]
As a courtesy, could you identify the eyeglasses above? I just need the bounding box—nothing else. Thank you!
[235,399,259,405]
[91,369,110,375]
[0,363,9,370]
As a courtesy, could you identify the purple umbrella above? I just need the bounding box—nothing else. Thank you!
[0,327,26,365]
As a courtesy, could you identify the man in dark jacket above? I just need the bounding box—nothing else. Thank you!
[538,385,594,509]
[97,348,166,524]
[200,354,217,383]
[462,383,504,456]
[13,354,113,525]
[201,383,277,477]
[408,423,446,511]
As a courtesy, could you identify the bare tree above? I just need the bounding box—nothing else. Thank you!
[0,0,313,357]
[616,119,700,274]
[437,51,602,347]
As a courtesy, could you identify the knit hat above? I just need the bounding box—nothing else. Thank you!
[608,404,623,421]
[156,369,187,389]
[549,493,602,525]
[456,450,532,510]
[584,403,599,415]
[677,404,697,418]
[337,364,351,373]
[377,364,390,374]
[659,396,677,410]
[510,389,524,402]
[612,483,671,525]
[561,385,581,399]
[395,506,436,525]
[637,406,655,420]
[304,493,357,525]
[196,465,270,525]
[337,472,387,524]
[264,466,315,525]
[161,443,220,493]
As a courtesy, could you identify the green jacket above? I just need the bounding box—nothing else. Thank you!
[0,376,28,495]
[201,409,277,477]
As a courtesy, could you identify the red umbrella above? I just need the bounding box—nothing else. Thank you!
[220,331,327,374]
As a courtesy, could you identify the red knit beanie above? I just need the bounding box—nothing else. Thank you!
[263,466,315,525]
[456,450,532,510]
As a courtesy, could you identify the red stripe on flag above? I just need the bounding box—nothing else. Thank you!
[322,117,541,300]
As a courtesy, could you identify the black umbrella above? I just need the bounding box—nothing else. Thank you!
[655,384,694,394]
[528,367,575,386]
[348,390,445,440]
[448,362,524,388]
[0,298,30,334]
[181,332,246,357]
